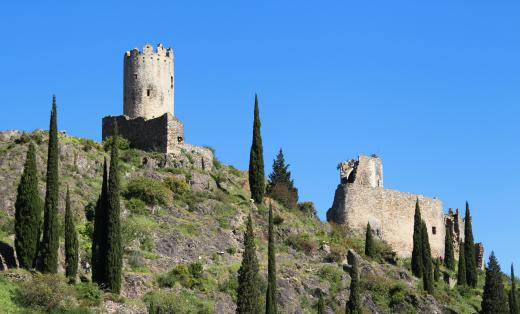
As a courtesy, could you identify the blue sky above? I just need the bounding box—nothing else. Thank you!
[1,1,519,269]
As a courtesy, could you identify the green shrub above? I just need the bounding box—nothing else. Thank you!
[15,274,76,312]
[75,282,102,306]
[273,214,284,225]
[125,176,172,206]
[122,215,157,252]
[287,233,317,255]
[145,290,213,314]
[164,176,190,196]
[102,136,130,152]
[126,198,148,215]
[158,262,204,289]
[226,247,237,255]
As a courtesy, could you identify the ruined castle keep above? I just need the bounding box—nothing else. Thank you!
[102,43,211,167]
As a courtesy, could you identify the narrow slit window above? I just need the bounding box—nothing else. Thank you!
[171,76,173,89]
[432,226,437,235]
[147,89,151,96]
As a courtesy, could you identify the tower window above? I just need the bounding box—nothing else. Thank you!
[171,76,173,89]
[432,226,437,235]
[147,89,151,96]
[134,74,137,79]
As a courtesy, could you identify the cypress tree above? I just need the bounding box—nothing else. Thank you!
[481,252,509,314]
[346,254,362,314]
[510,264,519,314]
[457,242,467,286]
[421,221,434,294]
[411,199,423,278]
[464,202,478,287]
[105,125,123,293]
[444,225,455,271]
[92,158,108,285]
[317,291,325,314]
[434,258,440,282]
[14,142,42,269]
[266,149,298,209]
[236,214,262,314]
[265,205,277,314]
[364,222,375,258]
[39,95,60,273]
[248,94,265,205]
[64,187,78,282]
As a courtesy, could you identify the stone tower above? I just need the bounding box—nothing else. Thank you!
[123,43,174,119]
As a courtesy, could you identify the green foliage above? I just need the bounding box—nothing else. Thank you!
[0,276,22,313]
[266,205,278,314]
[444,226,455,270]
[457,241,467,286]
[39,95,60,274]
[421,221,434,294]
[297,201,316,216]
[144,290,214,314]
[267,149,298,209]
[481,252,508,314]
[163,176,190,196]
[15,274,76,312]
[14,143,42,269]
[511,264,519,314]
[121,215,157,252]
[158,262,204,289]
[236,214,262,314]
[411,199,423,278]
[92,158,108,286]
[317,291,325,314]
[248,94,265,205]
[125,176,173,206]
[346,254,362,314]
[102,135,129,152]
[74,282,102,306]
[286,233,317,255]
[64,188,79,282]
[126,198,148,215]
[434,258,441,282]
[464,202,478,288]
[364,222,375,258]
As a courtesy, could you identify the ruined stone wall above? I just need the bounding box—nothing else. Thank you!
[124,43,174,119]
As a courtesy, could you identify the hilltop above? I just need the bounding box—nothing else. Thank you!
[0,130,486,313]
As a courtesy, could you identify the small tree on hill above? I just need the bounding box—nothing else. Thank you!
[248,94,265,205]
[265,204,278,314]
[411,199,423,278]
[346,254,362,314]
[510,264,519,314]
[464,202,478,288]
[421,221,434,294]
[14,142,42,269]
[236,214,262,314]
[444,225,455,271]
[64,187,78,282]
[267,149,298,209]
[481,252,508,314]
[457,242,467,286]
[364,222,375,258]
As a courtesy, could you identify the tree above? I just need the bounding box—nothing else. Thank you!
[248,94,265,205]
[434,258,441,282]
[510,264,519,314]
[444,225,455,271]
[236,214,262,314]
[39,96,60,273]
[346,254,362,314]
[481,252,509,314]
[421,221,434,294]
[105,125,123,293]
[317,291,325,314]
[364,222,375,258]
[64,187,78,282]
[92,158,108,285]
[411,199,423,278]
[267,149,298,209]
[265,205,277,314]
[464,202,478,287]
[457,242,467,286]
[14,143,42,269]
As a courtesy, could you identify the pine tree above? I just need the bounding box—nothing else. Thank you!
[265,205,277,314]
[14,143,42,269]
[39,96,60,273]
[481,252,509,314]
[317,291,325,314]
[364,222,375,258]
[105,126,123,293]
[411,199,423,278]
[510,264,519,314]
[444,225,455,271]
[248,94,265,205]
[346,254,362,314]
[64,187,78,282]
[457,242,467,286]
[464,202,478,287]
[92,158,108,285]
[421,221,434,294]
[434,258,441,282]
[266,149,298,209]
[236,214,262,314]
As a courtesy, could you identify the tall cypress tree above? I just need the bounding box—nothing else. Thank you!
[481,252,509,314]
[236,214,262,314]
[64,187,78,282]
[105,126,123,293]
[346,254,362,314]
[464,202,478,287]
[444,225,455,271]
[14,143,42,269]
[421,221,434,294]
[364,222,375,258]
[39,95,60,273]
[510,264,519,314]
[411,199,423,278]
[317,291,325,314]
[457,242,467,286]
[265,205,277,314]
[248,94,265,205]
[434,258,441,282]
[92,158,108,285]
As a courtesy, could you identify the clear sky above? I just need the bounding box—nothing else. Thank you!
[1,1,519,269]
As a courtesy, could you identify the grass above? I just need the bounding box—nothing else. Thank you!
[0,277,22,314]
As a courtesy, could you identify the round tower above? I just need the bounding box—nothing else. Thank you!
[123,43,174,119]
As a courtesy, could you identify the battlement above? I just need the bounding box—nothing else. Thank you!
[125,43,173,59]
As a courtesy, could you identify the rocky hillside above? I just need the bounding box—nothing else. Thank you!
[0,130,484,313]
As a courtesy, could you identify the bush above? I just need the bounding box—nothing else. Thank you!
[122,216,157,252]
[75,282,102,306]
[145,290,213,314]
[287,234,317,255]
[158,262,204,289]
[326,244,346,263]
[102,136,130,152]
[269,182,298,209]
[164,176,190,196]
[226,247,237,255]
[273,214,284,225]
[15,274,76,312]
[298,201,317,216]
[126,198,148,215]
[125,176,173,206]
